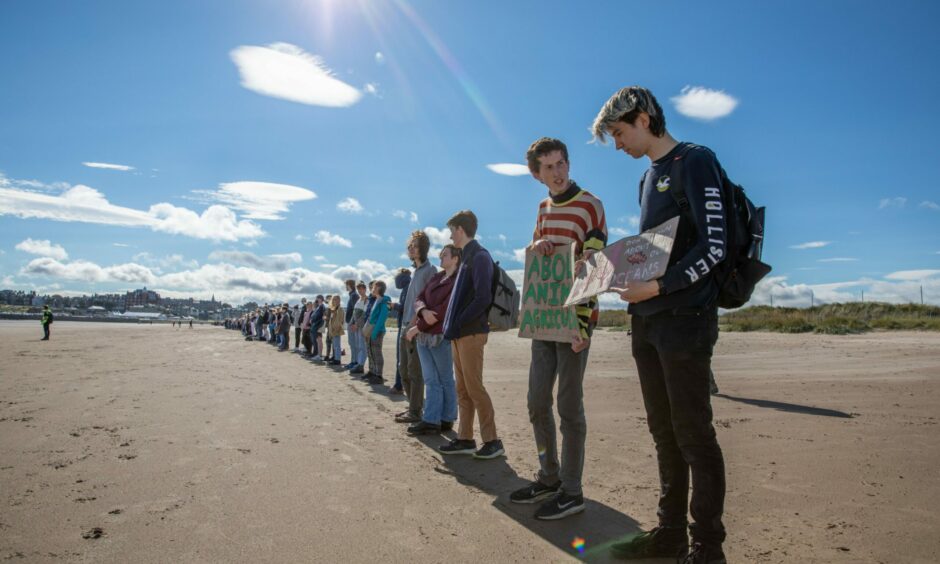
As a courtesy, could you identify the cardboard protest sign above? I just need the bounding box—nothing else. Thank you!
[564,216,679,307]
[517,243,581,343]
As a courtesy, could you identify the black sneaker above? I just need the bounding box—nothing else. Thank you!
[473,439,505,460]
[440,421,454,432]
[609,526,688,559]
[406,421,441,436]
[438,438,477,455]
[366,374,385,385]
[349,366,364,374]
[510,479,561,504]
[534,491,584,520]
[680,542,725,564]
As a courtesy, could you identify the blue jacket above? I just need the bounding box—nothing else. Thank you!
[369,295,391,340]
[443,239,494,340]
[345,290,359,323]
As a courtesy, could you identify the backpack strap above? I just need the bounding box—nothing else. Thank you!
[666,143,697,224]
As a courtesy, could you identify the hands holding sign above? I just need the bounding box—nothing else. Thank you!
[610,279,660,304]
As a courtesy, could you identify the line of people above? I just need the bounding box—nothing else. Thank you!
[223,85,730,564]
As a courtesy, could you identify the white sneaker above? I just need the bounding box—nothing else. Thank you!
[311,355,322,361]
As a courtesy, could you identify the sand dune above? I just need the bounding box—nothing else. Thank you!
[1,321,938,563]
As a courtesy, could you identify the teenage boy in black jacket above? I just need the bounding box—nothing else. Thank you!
[592,86,728,564]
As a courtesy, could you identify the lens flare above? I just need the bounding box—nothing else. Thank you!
[571,536,586,553]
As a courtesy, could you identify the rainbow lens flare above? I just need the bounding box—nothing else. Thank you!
[571,536,586,553]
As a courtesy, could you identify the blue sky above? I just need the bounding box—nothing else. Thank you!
[2,0,939,306]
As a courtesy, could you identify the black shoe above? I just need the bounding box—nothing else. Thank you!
[510,479,561,504]
[406,421,441,436]
[534,490,584,520]
[609,526,689,559]
[438,438,477,455]
[440,421,454,432]
[366,374,385,385]
[350,367,364,375]
[680,542,725,564]
[473,439,504,460]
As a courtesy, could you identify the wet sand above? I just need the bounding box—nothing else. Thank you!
[1,320,938,563]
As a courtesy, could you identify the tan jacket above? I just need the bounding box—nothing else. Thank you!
[327,306,345,337]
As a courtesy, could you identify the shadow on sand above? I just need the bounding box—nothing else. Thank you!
[715,394,854,418]
[409,433,651,563]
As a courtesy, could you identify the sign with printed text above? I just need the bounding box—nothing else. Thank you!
[517,243,581,343]
[564,216,679,307]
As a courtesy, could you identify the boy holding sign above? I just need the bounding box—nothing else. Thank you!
[510,137,607,520]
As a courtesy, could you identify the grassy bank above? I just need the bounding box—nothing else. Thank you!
[720,302,940,334]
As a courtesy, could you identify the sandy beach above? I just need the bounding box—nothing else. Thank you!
[1,320,938,563]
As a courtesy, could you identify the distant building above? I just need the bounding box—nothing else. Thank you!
[124,287,160,309]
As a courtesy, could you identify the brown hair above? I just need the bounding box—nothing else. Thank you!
[526,137,569,175]
[446,209,478,239]
[373,280,387,295]
[441,244,461,263]
[345,279,355,291]
[408,230,431,263]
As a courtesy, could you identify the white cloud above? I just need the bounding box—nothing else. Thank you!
[671,86,739,121]
[884,270,940,281]
[879,197,907,209]
[112,243,132,248]
[486,163,530,177]
[610,227,630,238]
[315,230,353,247]
[208,250,301,271]
[15,238,68,260]
[919,200,940,211]
[82,162,134,171]
[393,209,419,223]
[320,263,338,269]
[0,184,264,241]
[513,247,527,264]
[313,255,327,262]
[196,181,316,220]
[363,83,380,97]
[817,257,859,262]
[21,257,157,285]
[337,197,364,214]
[790,241,831,250]
[424,226,451,246]
[369,233,394,244]
[497,234,507,245]
[744,273,940,307]
[375,51,385,65]
[230,43,362,107]
[295,234,309,241]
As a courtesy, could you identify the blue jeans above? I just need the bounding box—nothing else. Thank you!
[332,336,342,361]
[417,338,457,425]
[356,330,367,366]
[347,323,358,363]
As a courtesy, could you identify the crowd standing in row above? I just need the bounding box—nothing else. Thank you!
[222,86,729,564]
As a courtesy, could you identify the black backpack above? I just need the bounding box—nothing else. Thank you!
[667,144,772,309]
[488,261,520,331]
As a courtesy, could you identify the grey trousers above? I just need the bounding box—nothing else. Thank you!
[528,339,589,496]
[399,329,424,417]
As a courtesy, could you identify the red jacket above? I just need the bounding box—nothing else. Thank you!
[415,270,456,335]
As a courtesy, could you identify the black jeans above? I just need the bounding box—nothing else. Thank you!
[631,309,726,546]
[43,324,50,339]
